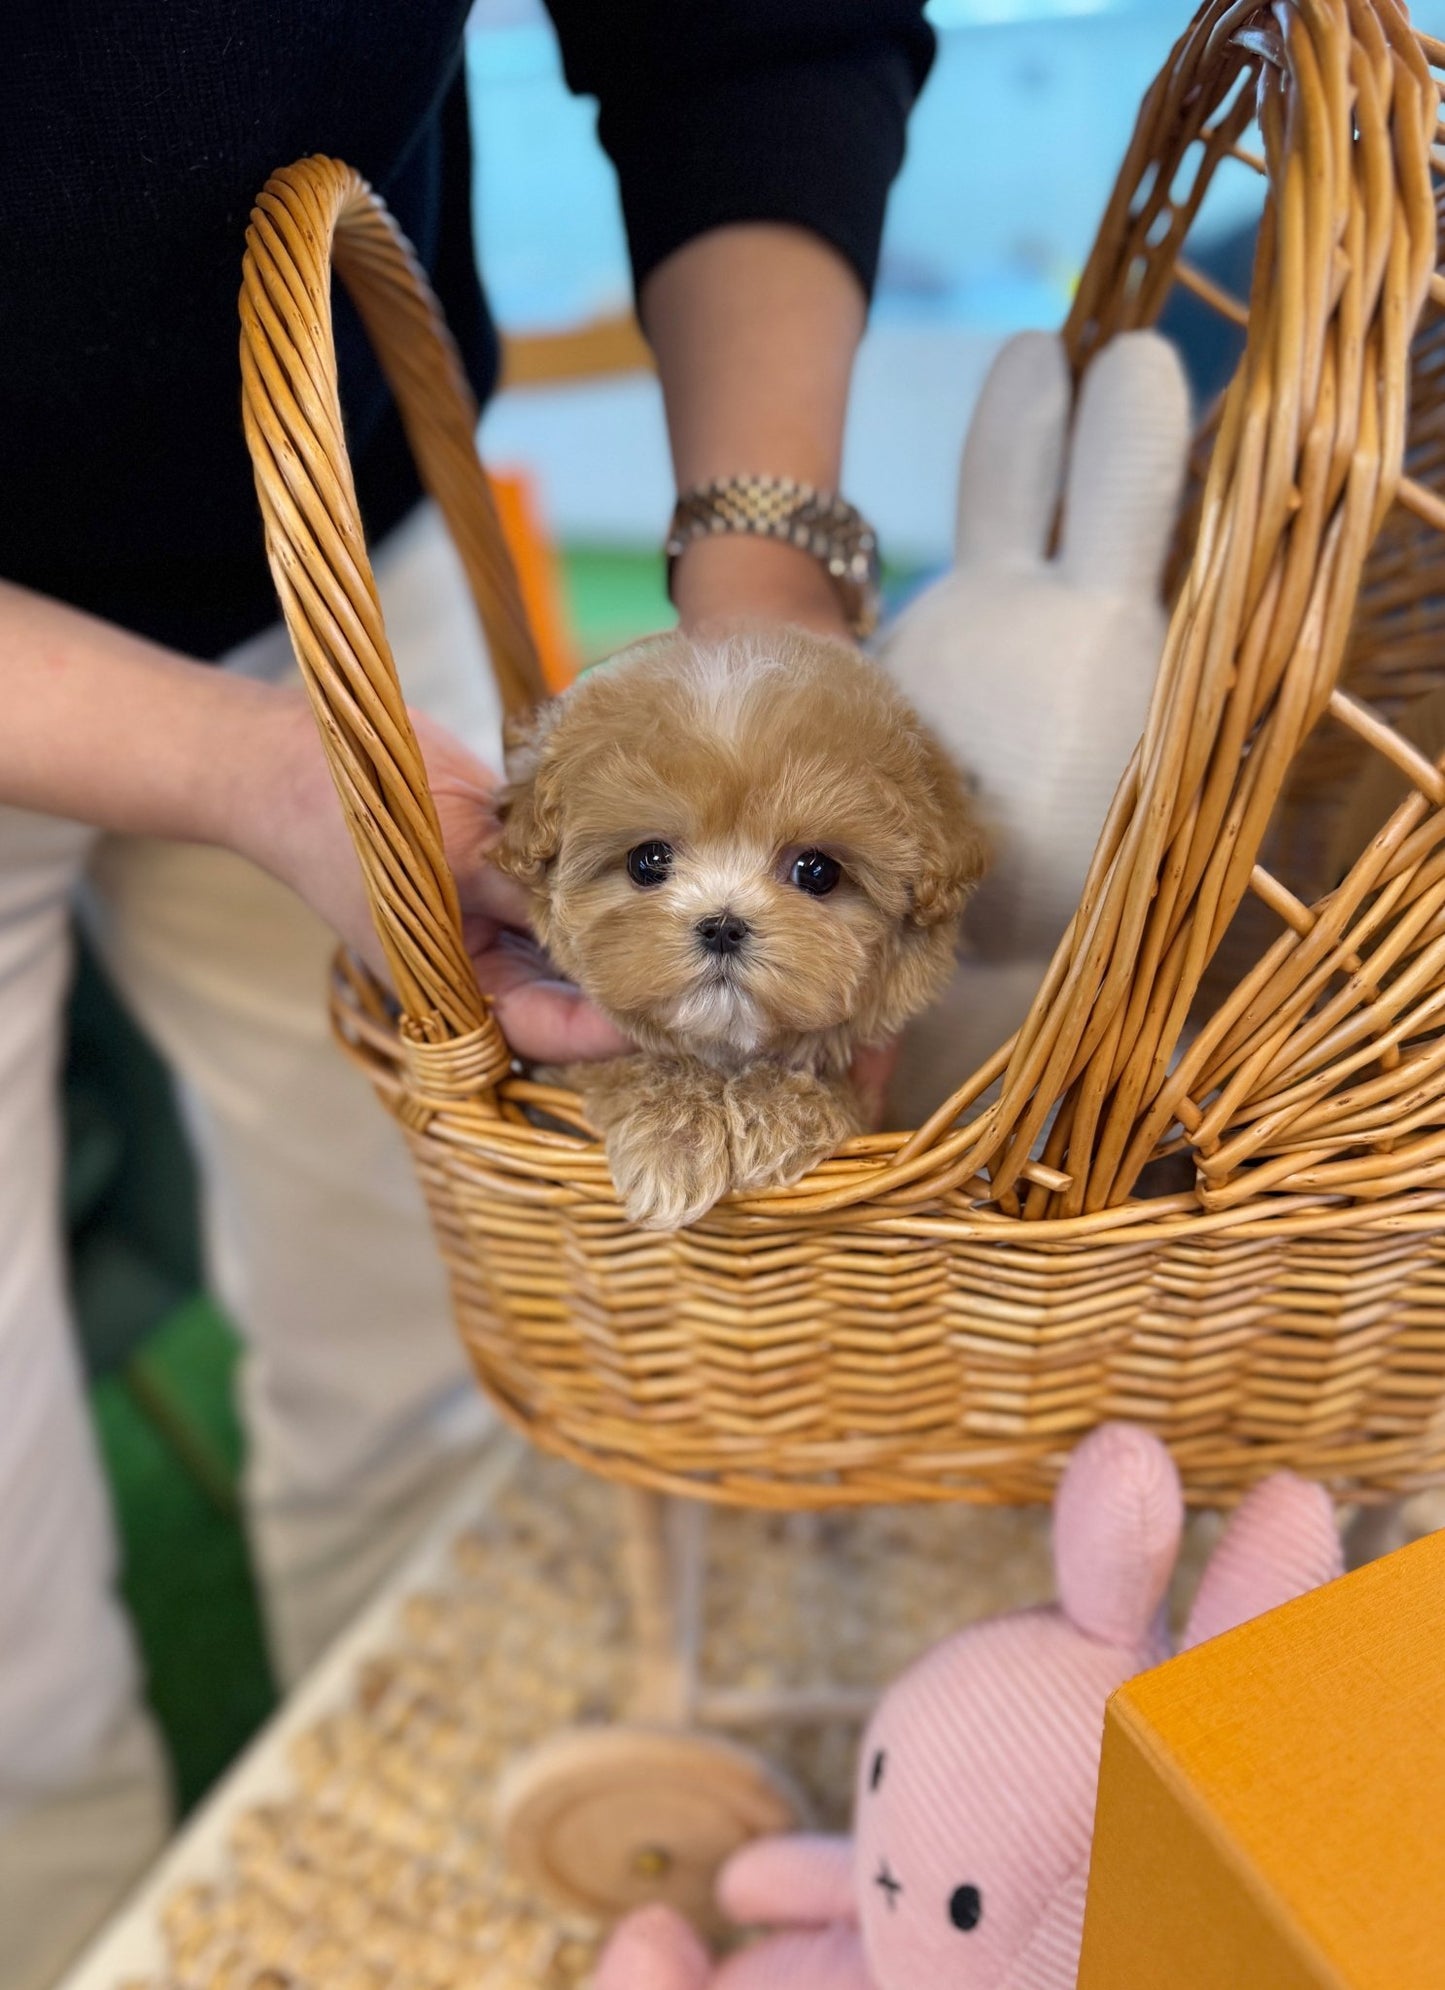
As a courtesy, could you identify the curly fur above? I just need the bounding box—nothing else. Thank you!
[497,629,987,1227]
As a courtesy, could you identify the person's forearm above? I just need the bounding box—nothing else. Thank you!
[640,223,867,637]
[0,578,305,870]
[0,578,634,1061]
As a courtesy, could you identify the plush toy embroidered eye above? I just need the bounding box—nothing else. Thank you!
[869,1748,886,1791]
[949,1883,983,1932]
[627,840,673,887]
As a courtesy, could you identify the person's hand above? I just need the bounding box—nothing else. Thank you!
[253,691,627,1064]
[410,710,629,1061]
[850,1041,898,1133]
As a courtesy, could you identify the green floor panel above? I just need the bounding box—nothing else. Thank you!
[74,1233,190,1385]
[558,543,672,661]
[91,1298,276,1814]
[128,1295,250,1483]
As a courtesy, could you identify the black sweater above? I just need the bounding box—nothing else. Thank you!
[0,2,933,660]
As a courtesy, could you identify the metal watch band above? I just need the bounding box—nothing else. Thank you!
[665,474,882,639]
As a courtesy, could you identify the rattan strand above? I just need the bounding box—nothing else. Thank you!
[243,0,1445,1505]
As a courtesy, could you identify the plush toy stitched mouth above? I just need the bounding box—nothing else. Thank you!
[874,1857,903,1909]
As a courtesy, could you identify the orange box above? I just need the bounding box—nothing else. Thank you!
[1079,1528,1445,1988]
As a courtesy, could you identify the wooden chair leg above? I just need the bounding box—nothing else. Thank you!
[498,1489,800,1928]
[619,1486,706,1726]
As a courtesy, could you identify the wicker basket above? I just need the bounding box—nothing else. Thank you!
[241,0,1445,1511]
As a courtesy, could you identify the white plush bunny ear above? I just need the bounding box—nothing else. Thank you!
[1180,1475,1343,1653]
[1053,1424,1183,1649]
[955,331,1071,568]
[1059,329,1192,594]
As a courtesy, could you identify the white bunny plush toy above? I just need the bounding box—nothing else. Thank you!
[882,330,1192,1128]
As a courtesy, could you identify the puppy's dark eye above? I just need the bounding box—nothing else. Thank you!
[869,1749,886,1791]
[949,1884,982,1932]
[791,849,841,896]
[627,841,674,887]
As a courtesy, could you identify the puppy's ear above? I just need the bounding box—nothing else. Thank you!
[501,699,560,785]
[908,733,992,929]
[494,700,563,889]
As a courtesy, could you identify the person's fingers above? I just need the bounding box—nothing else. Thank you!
[850,1039,899,1131]
[408,710,536,926]
[470,932,630,1063]
[456,859,534,932]
[494,978,630,1062]
[327,710,621,1063]
[409,706,498,789]
[955,332,1071,568]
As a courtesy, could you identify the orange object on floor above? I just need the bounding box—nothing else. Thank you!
[1079,1526,1445,1989]
[490,468,580,696]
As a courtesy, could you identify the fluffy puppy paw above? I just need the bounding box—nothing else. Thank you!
[568,1056,732,1230]
[724,1067,863,1195]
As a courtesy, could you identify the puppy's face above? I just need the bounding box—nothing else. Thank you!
[495,630,988,1065]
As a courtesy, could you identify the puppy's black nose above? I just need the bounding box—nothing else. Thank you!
[697,911,750,956]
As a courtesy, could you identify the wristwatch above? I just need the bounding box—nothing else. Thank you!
[665,474,882,639]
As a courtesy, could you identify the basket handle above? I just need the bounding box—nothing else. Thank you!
[239,156,545,1066]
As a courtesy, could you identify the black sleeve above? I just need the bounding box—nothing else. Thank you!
[542,1,935,302]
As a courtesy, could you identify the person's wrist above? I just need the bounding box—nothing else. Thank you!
[135,667,302,865]
[670,532,855,642]
[214,680,336,883]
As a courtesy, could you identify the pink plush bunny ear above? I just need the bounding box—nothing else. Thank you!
[1053,1424,1184,1648]
[592,1904,713,1990]
[1181,1474,1343,1652]
[718,1835,855,1930]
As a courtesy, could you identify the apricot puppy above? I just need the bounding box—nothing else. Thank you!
[495,628,986,1228]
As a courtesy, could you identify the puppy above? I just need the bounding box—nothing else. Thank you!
[494,628,987,1228]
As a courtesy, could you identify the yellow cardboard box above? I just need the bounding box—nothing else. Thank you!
[1078,1527,1445,1988]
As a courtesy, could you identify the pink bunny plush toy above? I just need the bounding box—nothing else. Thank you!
[593,1424,1343,1990]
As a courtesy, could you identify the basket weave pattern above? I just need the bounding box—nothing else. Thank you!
[242,0,1445,1506]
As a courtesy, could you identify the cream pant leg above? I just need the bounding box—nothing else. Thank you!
[0,803,172,1990]
[0,504,502,1987]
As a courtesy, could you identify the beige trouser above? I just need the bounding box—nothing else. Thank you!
[0,504,502,1990]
